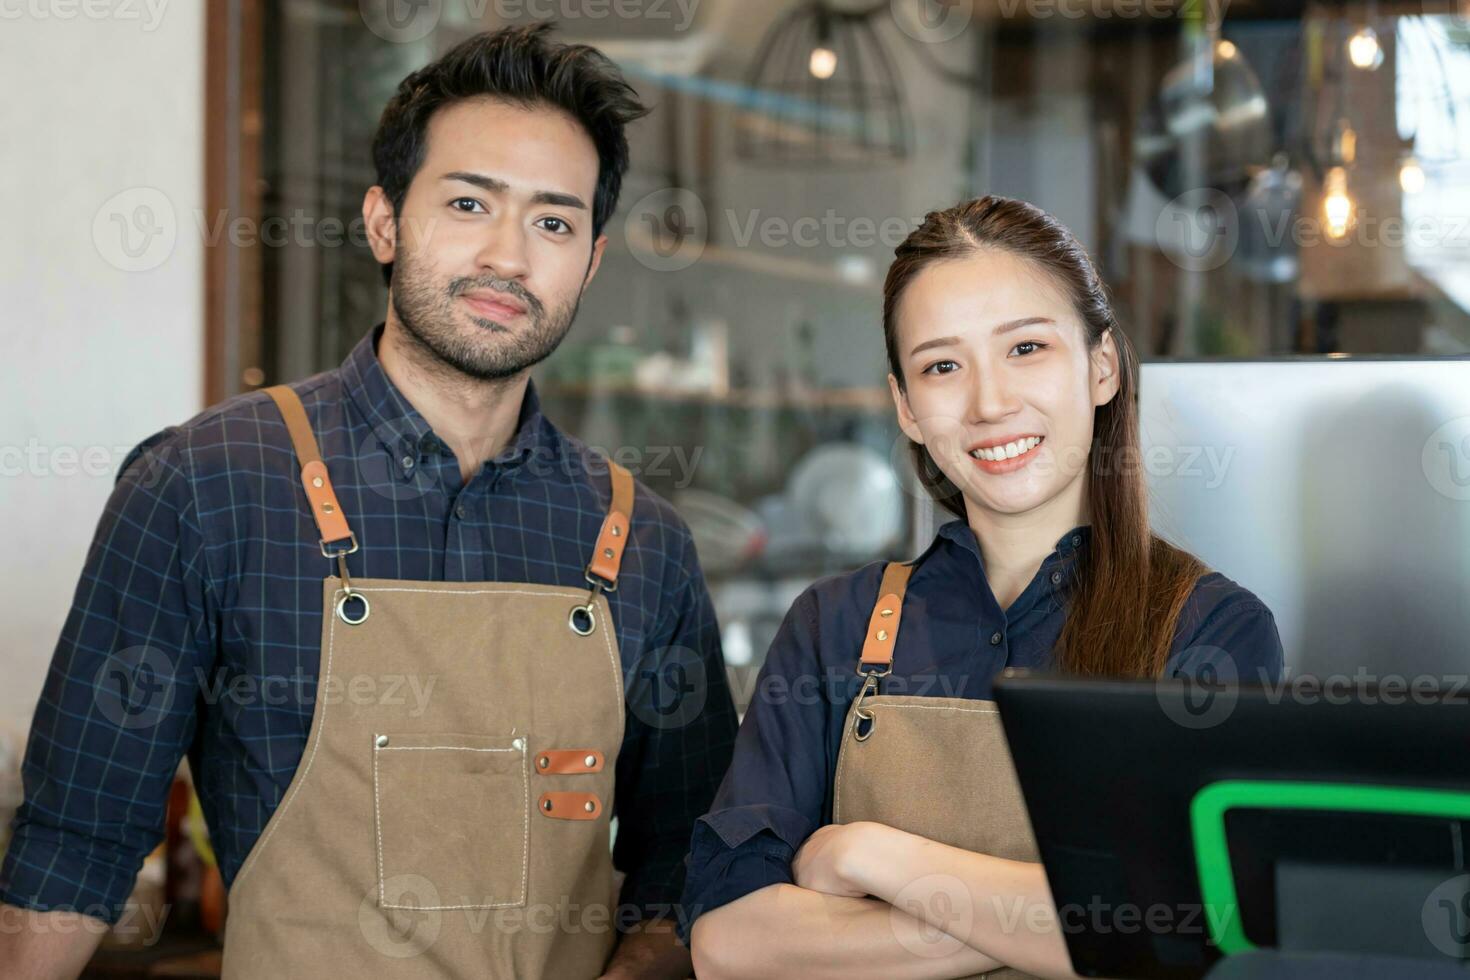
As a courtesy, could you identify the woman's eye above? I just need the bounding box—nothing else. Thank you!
[1011,341,1047,357]
[450,198,484,213]
[536,216,572,235]
[922,360,959,375]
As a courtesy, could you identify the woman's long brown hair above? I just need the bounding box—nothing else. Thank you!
[883,196,1204,678]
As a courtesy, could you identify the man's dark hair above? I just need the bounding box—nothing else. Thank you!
[370,22,649,285]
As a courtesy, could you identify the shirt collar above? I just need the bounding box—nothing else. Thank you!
[927,518,1091,594]
[340,324,560,478]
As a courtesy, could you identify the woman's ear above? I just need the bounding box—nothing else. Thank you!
[1090,328,1122,408]
[888,373,926,445]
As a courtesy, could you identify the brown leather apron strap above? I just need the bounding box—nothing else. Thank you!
[858,561,914,671]
[262,385,357,557]
[585,460,634,589]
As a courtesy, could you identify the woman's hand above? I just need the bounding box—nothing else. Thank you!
[792,821,892,898]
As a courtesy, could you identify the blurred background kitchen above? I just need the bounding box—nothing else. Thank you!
[3,0,1470,972]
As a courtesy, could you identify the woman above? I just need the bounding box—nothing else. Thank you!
[681,197,1284,979]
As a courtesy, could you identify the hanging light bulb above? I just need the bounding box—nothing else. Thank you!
[1399,155,1426,194]
[1347,26,1383,70]
[1323,166,1355,240]
[808,45,837,79]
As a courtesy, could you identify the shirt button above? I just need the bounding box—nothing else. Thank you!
[400,455,415,471]
[1050,571,1063,585]
[455,504,466,519]
[989,631,1003,646]
[1071,535,1082,547]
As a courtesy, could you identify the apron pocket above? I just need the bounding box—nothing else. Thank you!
[371,732,529,910]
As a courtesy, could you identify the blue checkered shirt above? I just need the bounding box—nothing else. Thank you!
[1,325,736,924]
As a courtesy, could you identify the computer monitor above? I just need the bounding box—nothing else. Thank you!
[993,671,1470,979]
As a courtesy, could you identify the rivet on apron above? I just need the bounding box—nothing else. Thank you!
[880,608,893,617]
[602,548,614,559]
[311,476,324,488]
[583,801,595,813]
[322,502,334,514]
[511,738,524,752]
[584,755,597,768]
[375,735,389,748]
[542,799,554,812]
[876,629,888,641]
[538,756,550,769]
[611,526,621,537]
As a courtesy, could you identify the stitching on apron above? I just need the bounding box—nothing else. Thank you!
[373,739,531,911]
[874,704,1001,715]
[229,585,622,900]
[377,746,520,752]
[229,592,345,891]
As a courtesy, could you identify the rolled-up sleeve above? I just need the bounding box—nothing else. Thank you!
[0,430,214,923]
[612,529,737,927]
[678,585,835,940]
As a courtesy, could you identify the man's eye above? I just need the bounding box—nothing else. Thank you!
[1011,341,1048,357]
[536,216,572,235]
[451,198,484,213]
[922,360,959,375]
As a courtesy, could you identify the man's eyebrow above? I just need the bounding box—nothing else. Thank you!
[907,317,1057,357]
[439,172,588,211]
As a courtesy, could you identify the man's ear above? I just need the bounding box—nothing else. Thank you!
[888,373,925,445]
[363,186,397,266]
[1091,328,1122,408]
[583,233,608,288]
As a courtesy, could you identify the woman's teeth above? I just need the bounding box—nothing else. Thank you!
[970,436,1043,462]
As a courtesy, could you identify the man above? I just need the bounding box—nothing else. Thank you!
[0,23,734,979]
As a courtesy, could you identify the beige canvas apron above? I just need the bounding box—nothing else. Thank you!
[832,562,1041,980]
[221,385,633,979]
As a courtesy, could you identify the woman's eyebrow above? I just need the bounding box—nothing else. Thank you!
[909,336,961,357]
[994,316,1055,335]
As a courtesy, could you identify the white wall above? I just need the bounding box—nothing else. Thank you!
[0,1,204,732]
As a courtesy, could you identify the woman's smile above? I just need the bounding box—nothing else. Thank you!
[968,434,1045,474]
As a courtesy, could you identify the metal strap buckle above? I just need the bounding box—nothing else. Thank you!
[320,533,359,559]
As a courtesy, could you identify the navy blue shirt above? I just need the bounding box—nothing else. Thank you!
[679,519,1283,936]
[1,325,736,924]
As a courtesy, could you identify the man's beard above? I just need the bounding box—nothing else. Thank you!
[389,240,582,382]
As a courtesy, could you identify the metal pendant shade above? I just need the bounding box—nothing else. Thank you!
[738,2,909,164]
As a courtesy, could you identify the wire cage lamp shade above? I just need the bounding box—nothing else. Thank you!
[737,2,910,165]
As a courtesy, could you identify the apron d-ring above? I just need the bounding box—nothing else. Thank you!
[851,667,885,742]
[332,551,370,626]
[568,599,596,636]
